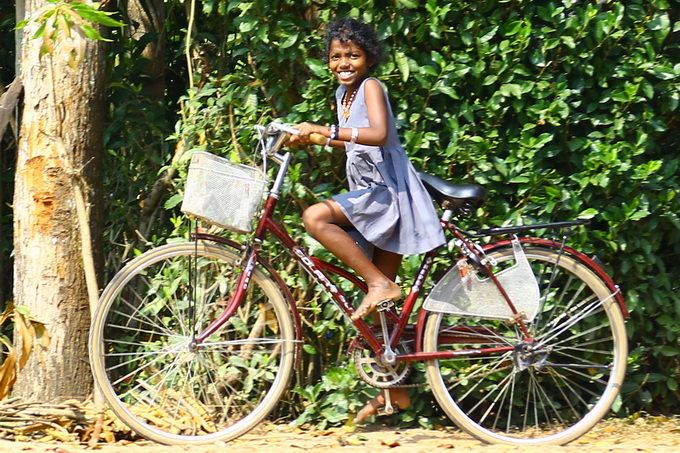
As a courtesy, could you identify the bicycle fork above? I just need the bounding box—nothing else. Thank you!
[195,246,260,342]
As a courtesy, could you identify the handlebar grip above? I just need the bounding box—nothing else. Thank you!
[309,133,328,146]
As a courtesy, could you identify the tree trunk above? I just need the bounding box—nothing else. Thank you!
[13,0,105,401]
[127,0,165,101]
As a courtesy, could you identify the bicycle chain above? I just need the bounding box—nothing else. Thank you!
[385,380,427,389]
[352,323,517,389]
[362,364,516,389]
[389,362,516,389]
[355,350,515,389]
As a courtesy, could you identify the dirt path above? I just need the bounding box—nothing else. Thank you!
[0,417,677,453]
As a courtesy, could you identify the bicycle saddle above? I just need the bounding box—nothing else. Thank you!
[417,172,487,217]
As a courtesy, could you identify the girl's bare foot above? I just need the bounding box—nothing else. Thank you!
[355,388,410,423]
[351,281,402,320]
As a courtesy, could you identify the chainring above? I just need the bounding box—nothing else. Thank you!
[352,338,413,388]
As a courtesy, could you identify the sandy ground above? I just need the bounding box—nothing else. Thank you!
[0,417,678,453]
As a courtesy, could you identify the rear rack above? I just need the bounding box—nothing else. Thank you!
[462,219,590,238]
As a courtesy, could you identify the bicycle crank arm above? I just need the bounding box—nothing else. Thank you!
[377,389,395,416]
[377,300,397,364]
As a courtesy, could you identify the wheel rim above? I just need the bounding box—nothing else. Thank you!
[91,243,294,444]
[425,246,627,445]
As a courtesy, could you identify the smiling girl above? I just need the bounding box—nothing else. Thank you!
[290,18,445,422]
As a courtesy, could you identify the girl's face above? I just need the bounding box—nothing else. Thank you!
[328,39,371,91]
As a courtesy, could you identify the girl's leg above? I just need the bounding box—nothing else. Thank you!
[355,388,410,423]
[303,200,402,319]
[355,247,410,423]
[304,200,410,422]
[372,248,402,281]
[352,247,403,317]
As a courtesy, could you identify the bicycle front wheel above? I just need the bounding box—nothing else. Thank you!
[90,241,295,445]
[424,245,627,445]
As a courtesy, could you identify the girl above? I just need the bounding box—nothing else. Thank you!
[289,18,445,422]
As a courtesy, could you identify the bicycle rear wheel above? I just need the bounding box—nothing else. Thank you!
[424,245,627,445]
[90,242,295,445]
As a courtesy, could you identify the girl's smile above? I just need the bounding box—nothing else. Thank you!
[328,39,372,91]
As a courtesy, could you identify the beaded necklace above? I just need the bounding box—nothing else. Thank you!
[342,88,357,120]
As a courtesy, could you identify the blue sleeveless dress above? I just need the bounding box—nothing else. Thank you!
[332,78,446,255]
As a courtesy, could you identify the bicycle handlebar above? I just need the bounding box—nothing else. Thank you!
[267,121,300,136]
[258,121,328,156]
[308,133,327,145]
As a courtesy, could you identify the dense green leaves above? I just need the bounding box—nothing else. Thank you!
[99,0,680,424]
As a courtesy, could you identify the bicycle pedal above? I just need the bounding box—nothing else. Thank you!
[376,299,395,312]
[376,405,398,416]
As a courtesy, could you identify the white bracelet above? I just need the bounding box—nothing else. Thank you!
[325,137,332,147]
[350,127,359,144]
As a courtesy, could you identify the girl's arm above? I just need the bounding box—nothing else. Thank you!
[291,78,389,147]
[360,78,388,146]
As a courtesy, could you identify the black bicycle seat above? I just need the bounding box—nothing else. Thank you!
[417,172,487,216]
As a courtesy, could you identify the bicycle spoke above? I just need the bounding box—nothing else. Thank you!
[425,245,627,445]
[91,243,295,444]
[473,371,511,427]
[535,295,605,350]
[550,328,616,359]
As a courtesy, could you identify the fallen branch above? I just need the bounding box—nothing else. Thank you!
[0,399,139,444]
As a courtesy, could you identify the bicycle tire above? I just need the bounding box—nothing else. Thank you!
[424,244,627,445]
[89,241,295,445]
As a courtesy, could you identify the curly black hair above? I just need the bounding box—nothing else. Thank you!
[325,18,384,68]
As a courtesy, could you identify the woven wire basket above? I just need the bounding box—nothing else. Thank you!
[180,152,266,233]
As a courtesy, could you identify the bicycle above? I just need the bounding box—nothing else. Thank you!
[89,121,628,446]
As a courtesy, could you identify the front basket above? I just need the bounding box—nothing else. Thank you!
[180,152,266,233]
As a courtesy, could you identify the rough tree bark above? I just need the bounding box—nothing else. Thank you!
[13,0,105,401]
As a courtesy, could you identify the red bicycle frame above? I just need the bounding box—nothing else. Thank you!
[192,130,627,364]
[193,189,523,362]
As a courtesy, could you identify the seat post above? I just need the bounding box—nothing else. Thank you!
[442,209,454,223]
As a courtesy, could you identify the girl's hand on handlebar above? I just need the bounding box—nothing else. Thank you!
[287,122,326,146]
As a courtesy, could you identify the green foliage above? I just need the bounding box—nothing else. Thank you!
[16,0,125,67]
[291,365,368,428]
[104,0,679,425]
[101,33,175,272]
